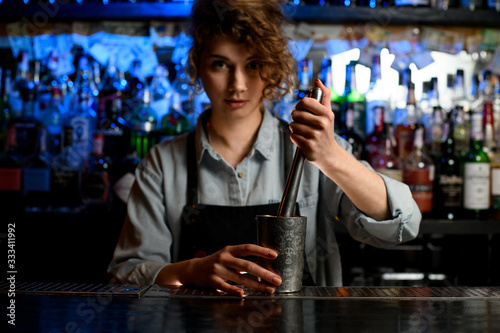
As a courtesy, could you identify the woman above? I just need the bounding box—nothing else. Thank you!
[108,0,421,296]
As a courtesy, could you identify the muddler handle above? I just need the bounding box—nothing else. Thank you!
[277,87,324,217]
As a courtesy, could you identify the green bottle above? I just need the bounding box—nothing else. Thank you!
[462,112,491,219]
[344,61,366,139]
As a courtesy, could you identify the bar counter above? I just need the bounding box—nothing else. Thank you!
[2,282,500,332]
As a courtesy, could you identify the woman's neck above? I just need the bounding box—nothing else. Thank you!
[206,109,263,168]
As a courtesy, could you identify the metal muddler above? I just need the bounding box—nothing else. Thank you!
[257,87,323,293]
[277,87,324,217]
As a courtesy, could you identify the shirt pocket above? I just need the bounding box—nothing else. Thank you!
[297,193,319,217]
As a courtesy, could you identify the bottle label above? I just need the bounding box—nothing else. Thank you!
[437,174,463,208]
[23,167,51,193]
[51,168,81,207]
[463,163,491,210]
[396,126,414,160]
[403,169,433,213]
[351,102,366,138]
[0,168,22,191]
[82,172,110,203]
[71,116,91,159]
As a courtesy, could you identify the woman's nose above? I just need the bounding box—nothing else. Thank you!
[229,68,248,93]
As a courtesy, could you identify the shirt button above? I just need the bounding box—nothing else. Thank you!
[238,172,245,178]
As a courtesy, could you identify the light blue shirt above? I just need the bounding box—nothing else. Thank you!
[108,109,421,286]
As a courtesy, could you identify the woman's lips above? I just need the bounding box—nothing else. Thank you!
[225,99,247,108]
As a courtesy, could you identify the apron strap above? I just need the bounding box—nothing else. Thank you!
[185,118,294,206]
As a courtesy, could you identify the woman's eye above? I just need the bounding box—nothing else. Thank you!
[212,60,227,69]
[247,61,261,70]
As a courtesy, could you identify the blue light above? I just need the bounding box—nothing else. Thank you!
[99,158,104,164]
[103,0,108,4]
[319,0,325,4]
[111,123,116,129]
[120,79,127,87]
[344,0,351,6]
[23,0,29,4]
[93,90,99,97]
[369,0,376,7]
[294,0,300,5]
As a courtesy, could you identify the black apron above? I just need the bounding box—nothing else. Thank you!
[179,120,314,285]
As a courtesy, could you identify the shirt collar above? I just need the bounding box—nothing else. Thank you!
[194,108,278,165]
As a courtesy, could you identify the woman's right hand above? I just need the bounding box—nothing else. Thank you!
[155,244,282,297]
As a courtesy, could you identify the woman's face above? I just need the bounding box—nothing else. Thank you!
[199,36,266,120]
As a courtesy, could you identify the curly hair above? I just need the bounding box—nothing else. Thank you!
[188,0,296,101]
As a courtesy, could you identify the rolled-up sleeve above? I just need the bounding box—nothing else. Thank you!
[338,172,421,248]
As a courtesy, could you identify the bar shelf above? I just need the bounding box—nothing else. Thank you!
[0,3,499,27]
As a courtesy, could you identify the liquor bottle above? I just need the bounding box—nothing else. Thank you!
[9,50,29,117]
[64,92,96,162]
[441,74,455,113]
[319,57,343,130]
[372,124,403,182]
[403,125,434,216]
[0,124,23,214]
[365,106,385,165]
[40,86,64,157]
[482,72,496,158]
[428,106,445,163]
[73,52,98,110]
[274,91,296,123]
[453,70,469,109]
[432,118,463,220]
[453,107,469,158]
[129,88,158,159]
[462,112,491,219]
[158,91,193,142]
[94,98,131,162]
[0,68,12,154]
[490,142,500,219]
[98,54,125,117]
[395,73,420,161]
[81,133,112,212]
[365,55,389,140]
[419,81,432,131]
[149,64,172,124]
[10,66,40,158]
[391,71,409,127]
[298,58,313,96]
[38,51,60,117]
[171,59,197,126]
[339,107,364,160]
[452,69,470,157]
[22,127,51,212]
[345,61,367,139]
[122,59,147,120]
[50,127,83,213]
